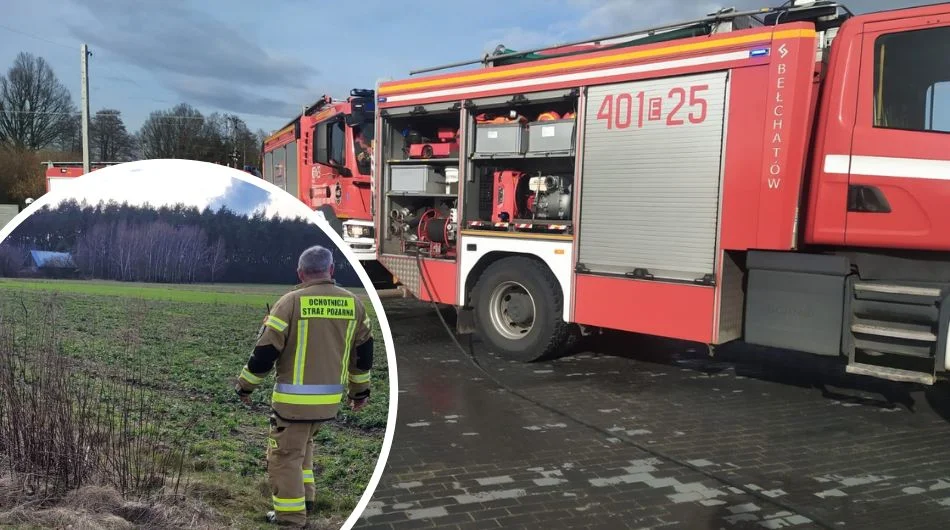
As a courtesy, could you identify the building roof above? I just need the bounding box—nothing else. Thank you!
[29,250,77,268]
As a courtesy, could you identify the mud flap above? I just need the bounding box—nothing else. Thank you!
[456,307,475,335]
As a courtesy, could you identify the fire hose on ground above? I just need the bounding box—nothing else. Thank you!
[413,252,836,530]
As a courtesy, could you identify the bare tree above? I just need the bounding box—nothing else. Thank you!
[136,103,205,160]
[210,238,227,282]
[231,117,260,168]
[197,112,227,164]
[53,113,82,155]
[192,112,258,167]
[91,109,135,161]
[0,52,77,150]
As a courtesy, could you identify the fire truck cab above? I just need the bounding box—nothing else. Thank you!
[263,89,381,264]
[373,1,950,385]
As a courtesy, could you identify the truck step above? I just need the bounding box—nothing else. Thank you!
[851,299,938,325]
[851,323,936,342]
[846,362,935,385]
[853,338,933,359]
[853,283,942,297]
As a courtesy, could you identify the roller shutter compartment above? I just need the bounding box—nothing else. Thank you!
[578,70,728,282]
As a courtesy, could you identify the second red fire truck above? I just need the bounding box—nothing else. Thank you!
[371,1,950,385]
[262,89,393,286]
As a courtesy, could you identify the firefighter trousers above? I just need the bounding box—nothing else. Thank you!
[267,414,321,527]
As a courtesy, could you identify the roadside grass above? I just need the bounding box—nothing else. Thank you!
[0,277,368,306]
[0,278,389,529]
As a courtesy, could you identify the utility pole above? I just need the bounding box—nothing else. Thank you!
[80,44,91,175]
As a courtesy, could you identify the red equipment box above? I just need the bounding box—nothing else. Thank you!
[408,142,459,158]
[408,128,460,159]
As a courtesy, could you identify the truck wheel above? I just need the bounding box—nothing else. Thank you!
[472,256,577,362]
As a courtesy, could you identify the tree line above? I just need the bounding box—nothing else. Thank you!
[0,52,269,204]
[0,199,360,286]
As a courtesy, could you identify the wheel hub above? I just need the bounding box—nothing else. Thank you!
[488,281,536,340]
[505,293,532,323]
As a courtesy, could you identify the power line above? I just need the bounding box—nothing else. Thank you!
[0,23,77,50]
[0,109,212,122]
[1,24,180,108]
[0,110,80,116]
[1,29,270,129]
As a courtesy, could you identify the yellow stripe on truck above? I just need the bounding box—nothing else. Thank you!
[380,29,815,95]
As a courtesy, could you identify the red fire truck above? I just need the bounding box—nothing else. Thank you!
[44,161,120,193]
[262,89,393,284]
[372,1,950,385]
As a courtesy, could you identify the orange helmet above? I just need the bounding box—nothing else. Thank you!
[537,111,561,121]
[475,113,510,124]
[562,111,576,120]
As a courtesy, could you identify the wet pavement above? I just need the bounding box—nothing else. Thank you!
[355,298,950,530]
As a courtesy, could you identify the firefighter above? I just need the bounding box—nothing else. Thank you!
[234,245,374,528]
[354,130,373,174]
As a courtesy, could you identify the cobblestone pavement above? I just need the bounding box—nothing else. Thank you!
[355,298,950,530]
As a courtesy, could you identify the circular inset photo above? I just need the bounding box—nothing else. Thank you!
[0,159,397,530]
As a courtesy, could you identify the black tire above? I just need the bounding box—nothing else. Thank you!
[471,256,578,362]
[316,205,344,236]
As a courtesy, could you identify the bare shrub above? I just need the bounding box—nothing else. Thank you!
[0,293,195,506]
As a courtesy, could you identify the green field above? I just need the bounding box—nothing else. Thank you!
[0,278,389,529]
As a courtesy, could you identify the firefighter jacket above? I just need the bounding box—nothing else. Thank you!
[236,278,374,421]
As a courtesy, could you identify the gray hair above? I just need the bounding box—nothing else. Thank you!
[297,245,334,275]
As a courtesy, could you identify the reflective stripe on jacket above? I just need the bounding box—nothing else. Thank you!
[239,278,373,420]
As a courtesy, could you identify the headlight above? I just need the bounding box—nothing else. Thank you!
[344,224,374,239]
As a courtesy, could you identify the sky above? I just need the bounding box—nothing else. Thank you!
[45,160,311,219]
[0,0,928,136]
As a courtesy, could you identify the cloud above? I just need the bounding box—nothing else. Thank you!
[564,0,726,34]
[481,0,732,59]
[559,0,919,37]
[207,179,312,220]
[208,179,271,216]
[63,0,317,118]
[482,26,568,55]
[165,75,303,118]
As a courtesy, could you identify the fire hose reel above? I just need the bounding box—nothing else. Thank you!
[389,205,458,257]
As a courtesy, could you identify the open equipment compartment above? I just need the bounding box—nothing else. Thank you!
[379,101,463,259]
[462,88,579,235]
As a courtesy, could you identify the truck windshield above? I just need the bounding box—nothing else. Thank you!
[352,120,374,176]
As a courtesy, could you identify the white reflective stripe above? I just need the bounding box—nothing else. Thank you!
[823,154,950,180]
[274,383,345,394]
[384,50,754,103]
[823,154,850,174]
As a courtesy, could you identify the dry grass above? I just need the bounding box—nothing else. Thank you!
[0,294,220,528]
[0,482,221,529]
